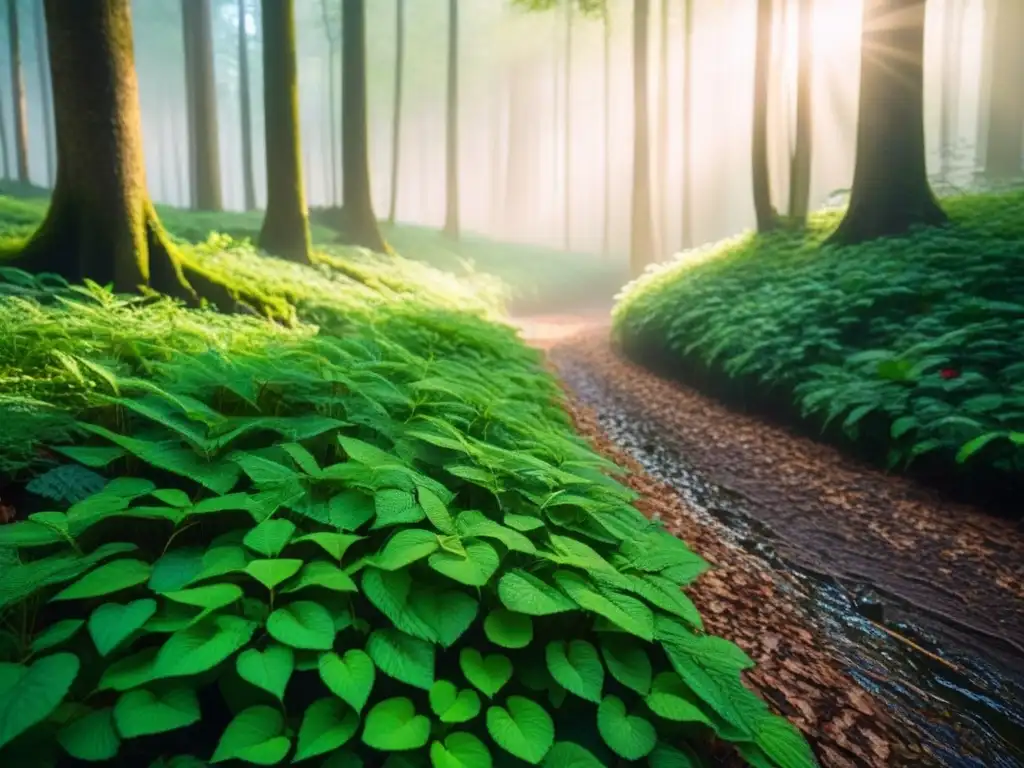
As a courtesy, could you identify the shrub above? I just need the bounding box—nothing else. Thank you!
[613,190,1024,490]
[0,275,814,766]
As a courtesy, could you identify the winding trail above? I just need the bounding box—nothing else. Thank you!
[513,314,1024,768]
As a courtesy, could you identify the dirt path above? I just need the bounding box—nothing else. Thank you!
[512,315,1024,767]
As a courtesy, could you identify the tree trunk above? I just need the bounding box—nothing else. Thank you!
[602,4,611,258]
[173,111,186,207]
[258,0,310,263]
[443,0,460,238]
[983,0,1024,178]
[563,0,572,251]
[388,0,405,223]
[181,0,222,211]
[340,0,386,251]
[828,0,946,245]
[238,0,256,211]
[630,0,656,276]
[752,0,777,233]
[33,0,54,186]
[8,0,29,184]
[321,0,340,206]
[938,0,963,176]
[787,0,813,222]
[656,0,668,251]
[680,0,692,248]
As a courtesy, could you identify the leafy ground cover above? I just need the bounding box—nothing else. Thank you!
[613,190,1024,509]
[0,219,814,766]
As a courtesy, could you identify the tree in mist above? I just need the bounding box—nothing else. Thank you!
[182,0,222,211]
[787,0,813,223]
[444,0,460,239]
[828,0,945,245]
[33,0,54,186]
[982,0,1024,178]
[238,0,256,211]
[258,0,310,263]
[630,0,656,275]
[656,0,668,250]
[751,0,777,233]
[321,0,340,206]
[938,0,964,175]
[388,0,405,224]
[680,0,692,248]
[340,0,386,252]
[603,2,611,256]
[8,0,29,184]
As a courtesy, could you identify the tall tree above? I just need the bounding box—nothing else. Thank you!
[181,0,222,211]
[938,0,964,176]
[443,0,460,238]
[982,0,1024,178]
[258,0,310,263]
[751,0,777,233]
[656,0,668,249]
[33,0,54,186]
[630,0,656,276]
[388,0,405,223]
[563,0,572,250]
[680,0,692,248]
[8,0,29,183]
[321,0,340,206]
[340,0,386,251]
[787,0,813,222]
[602,2,611,256]
[238,0,256,211]
[828,0,946,245]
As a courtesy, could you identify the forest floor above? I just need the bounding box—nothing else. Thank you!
[513,314,1024,768]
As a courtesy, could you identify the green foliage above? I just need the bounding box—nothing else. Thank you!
[614,190,1024,486]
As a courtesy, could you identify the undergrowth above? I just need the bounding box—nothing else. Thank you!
[0,246,815,766]
[613,190,1024,499]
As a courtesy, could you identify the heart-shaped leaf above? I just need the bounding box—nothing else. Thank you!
[484,609,532,649]
[236,644,294,700]
[600,637,652,695]
[243,518,297,558]
[545,640,603,703]
[153,614,257,680]
[497,570,575,615]
[367,629,434,690]
[645,672,714,724]
[597,695,656,760]
[485,696,554,764]
[459,648,512,699]
[294,697,360,762]
[291,532,363,561]
[164,583,244,613]
[89,597,155,657]
[0,652,80,749]
[373,529,439,570]
[430,732,492,768]
[266,601,336,650]
[51,559,151,601]
[282,560,358,594]
[319,649,375,712]
[361,697,430,752]
[246,559,304,589]
[56,706,120,761]
[543,741,606,766]
[429,680,481,723]
[31,619,85,654]
[428,541,499,586]
[113,687,201,737]
[210,705,291,764]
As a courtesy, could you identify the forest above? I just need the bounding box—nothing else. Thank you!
[0,0,1021,767]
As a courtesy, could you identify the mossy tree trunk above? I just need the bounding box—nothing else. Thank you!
[983,0,1024,179]
[387,0,404,224]
[630,0,656,277]
[181,0,222,211]
[8,0,29,184]
[787,0,813,223]
[238,0,256,211]
[751,0,777,233]
[443,0,460,239]
[33,0,54,186]
[340,0,386,252]
[258,0,311,264]
[827,0,946,245]
[680,0,693,249]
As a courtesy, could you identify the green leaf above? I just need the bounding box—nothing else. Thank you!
[362,568,437,642]
[430,732,492,768]
[373,489,425,529]
[545,640,603,703]
[243,518,297,557]
[294,698,360,762]
[752,713,817,768]
[367,629,435,690]
[417,486,455,535]
[648,743,702,767]
[646,672,714,724]
[89,598,158,656]
[211,705,291,764]
[31,619,85,654]
[57,706,120,761]
[236,644,294,700]
[554,571,654,640]
[596,695,656,760]
[319,649,375,712]
[456,510,537,553]
[600,637,652,695]
[486,695,554,765]
[484,609,533,649]
[361,697,431,752]
[459,648,512,699]
[429,541,499,586]
[291,532,363,561]
[542,742,605,767]
[0,653,80,750]
[267,601,336,650]
[149,547,205,593]
[164,583,244,614]
[504,512,545,532]
[498,570,576,616]
[152,615,257,681]
[51,559,151,601]
[113,687,201,738]
[246,558,304,589]
[429,680,481,723]
[414,588,479,648]
[374,529,440,570]
[282,560,359,594]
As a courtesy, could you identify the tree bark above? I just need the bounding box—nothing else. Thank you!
[8,0,29,184]
[563,0,572,251]
[238,0,256,211]
[258,0,310,263]
[181,0,222,211]
[443,0,460,238]
[321,0,340,206]
[340,0,386,251]
[828,0,946,245]
[602,3,611,258]
[752,0,777,233]
[680,0,692,248]
[787,0,813,222]
[33,0,54,186]
[983,0,1024,178]
[387,0,405,224]
[630,0,656,276]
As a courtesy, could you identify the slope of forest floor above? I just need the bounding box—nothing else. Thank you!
[613,190,1024,511]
